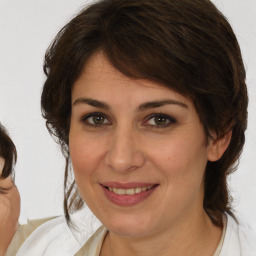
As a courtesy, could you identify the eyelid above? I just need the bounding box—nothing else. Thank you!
[80,112,111,127]
[143,113,177,127]
[79,112,176,129]
[147,113,176,121]
[80,112,108,121]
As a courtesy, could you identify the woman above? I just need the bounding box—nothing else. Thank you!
[8,0,255,255]
[0,123,20,256]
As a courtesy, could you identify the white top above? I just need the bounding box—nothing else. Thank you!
[12,213,256,256]
[220,214,256,256]
[14,216,87,256]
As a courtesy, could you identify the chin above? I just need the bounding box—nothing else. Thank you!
[102,213,156,238]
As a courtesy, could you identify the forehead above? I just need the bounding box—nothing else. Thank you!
[72,52,191,107]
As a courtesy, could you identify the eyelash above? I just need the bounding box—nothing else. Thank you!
[143,113,177,128]
[81,112,110,128]
[80,112,176,128]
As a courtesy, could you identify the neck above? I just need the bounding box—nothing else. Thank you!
[100,210,223,256]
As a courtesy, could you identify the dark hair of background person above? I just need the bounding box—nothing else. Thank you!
[41,0,248,227]
[0,123,17,179]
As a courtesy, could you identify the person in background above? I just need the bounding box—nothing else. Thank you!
[0,123,20,256]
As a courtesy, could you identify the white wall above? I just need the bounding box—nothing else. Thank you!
[0,0,255,229]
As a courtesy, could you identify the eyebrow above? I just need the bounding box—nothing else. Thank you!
[73,98,110,110]
[137,100,188,111]
[73,98,188,111]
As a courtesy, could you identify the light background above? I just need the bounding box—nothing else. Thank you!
[0,0,255,230]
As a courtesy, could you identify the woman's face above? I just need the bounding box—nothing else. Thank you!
[69,52,216,238]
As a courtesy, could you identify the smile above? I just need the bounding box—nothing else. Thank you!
[101,183,158,206]
[106,186,154,195]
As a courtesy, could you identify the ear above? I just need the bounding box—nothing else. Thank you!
[207,130,232,162]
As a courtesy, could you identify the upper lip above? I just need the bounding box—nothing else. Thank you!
[100,182,158,189]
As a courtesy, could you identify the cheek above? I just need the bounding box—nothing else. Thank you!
[70,145,93,187]
[152,136,207,168]
[69,133,108,197]
[69,134,108,213]
[69,133,102,171]
[69,139,95,203]
[149,133,208,187]
[152,138,208,212]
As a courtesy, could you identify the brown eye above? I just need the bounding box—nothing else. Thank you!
[154,116,168,126]
[82,112,110,127]
[144,114,176,128]
[92,115,106,124]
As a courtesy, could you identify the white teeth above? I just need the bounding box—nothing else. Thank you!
[113,188,125,195]
[126,188,135,195]
[108,186,154,195]
[135,187,141,193]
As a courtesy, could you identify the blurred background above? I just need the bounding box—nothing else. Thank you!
[0,0,255,230]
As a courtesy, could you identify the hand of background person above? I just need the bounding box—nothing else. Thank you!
[0,173,20,256]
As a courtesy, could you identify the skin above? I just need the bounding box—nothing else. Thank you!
[0,157,20,256]
[69,52,231,256]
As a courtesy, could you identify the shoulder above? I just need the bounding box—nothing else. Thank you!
[220,213,256,256]
[5,217,56,256]
[6,216,87,256]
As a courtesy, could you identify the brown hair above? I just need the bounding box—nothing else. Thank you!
[0,123,17,179]
[41,0,248,226]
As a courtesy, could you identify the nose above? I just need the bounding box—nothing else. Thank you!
[105,127,145,173]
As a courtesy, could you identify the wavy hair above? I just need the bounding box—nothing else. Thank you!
[41,0,248,226]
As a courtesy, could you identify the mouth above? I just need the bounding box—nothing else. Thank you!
[105,185,155,195]
[100,182,159,206]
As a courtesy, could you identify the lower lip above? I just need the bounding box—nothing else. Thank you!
[101,185,158,206]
